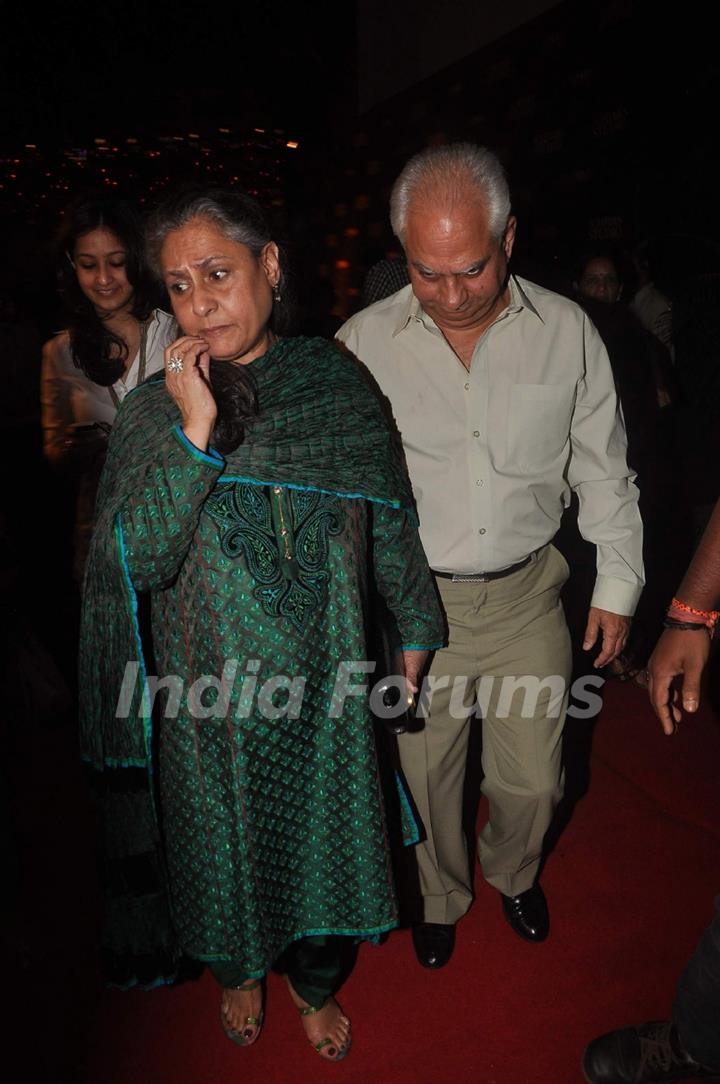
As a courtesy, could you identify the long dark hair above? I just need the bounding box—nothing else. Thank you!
[56,198,158,385]
[146,187,294,453]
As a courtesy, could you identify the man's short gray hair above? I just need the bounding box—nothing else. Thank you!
[390,143,511,245]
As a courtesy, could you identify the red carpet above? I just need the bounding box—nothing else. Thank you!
[10,679,720,1083]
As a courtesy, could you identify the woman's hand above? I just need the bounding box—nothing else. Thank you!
[164,336,216,451]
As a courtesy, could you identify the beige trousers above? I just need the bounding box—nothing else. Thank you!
[398,544,572,923]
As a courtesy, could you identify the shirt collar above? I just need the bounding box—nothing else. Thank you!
[509,275,545,323]
[392,286,423,337]
[392,274,545,337]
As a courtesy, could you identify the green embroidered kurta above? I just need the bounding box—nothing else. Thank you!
[80,337,444,985]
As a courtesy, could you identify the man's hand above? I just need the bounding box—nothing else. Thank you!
[647,628,711,736]
[397,649,430,697]
[583,607,631,668]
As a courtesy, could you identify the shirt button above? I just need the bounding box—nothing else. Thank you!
[464,382,470,390]
[478,528,486,535]
[476,479,483,486]
[473,430,480,437]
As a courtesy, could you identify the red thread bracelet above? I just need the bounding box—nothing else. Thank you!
[668,597,719,632]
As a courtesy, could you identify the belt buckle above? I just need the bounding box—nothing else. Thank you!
[451,572,488,583]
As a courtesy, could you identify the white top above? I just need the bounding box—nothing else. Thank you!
[337,276,644,616]
[41,309,176,464]
[630,281,673,356]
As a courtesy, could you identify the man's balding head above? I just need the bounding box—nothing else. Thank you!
[390,143,511,246]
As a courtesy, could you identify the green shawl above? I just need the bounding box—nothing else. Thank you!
[80,335,415,770]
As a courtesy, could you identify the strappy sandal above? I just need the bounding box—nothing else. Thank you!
[297,1000,352,1062]
[220,978,264,1047]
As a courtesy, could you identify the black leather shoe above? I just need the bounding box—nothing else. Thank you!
[582,1020,718,1083]
[411,922,456,968]
[501,884,549,942]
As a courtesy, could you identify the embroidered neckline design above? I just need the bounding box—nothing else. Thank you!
[205,482,344,633]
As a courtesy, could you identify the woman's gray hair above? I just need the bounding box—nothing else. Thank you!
[145,187,291,332]
[390,143,511,245]
[146,189,271,274]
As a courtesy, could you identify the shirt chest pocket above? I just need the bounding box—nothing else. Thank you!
[506,383,575,471]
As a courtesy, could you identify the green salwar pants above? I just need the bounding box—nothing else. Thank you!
[208,935,353,1009]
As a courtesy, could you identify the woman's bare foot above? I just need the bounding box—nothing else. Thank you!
[285,977,351,1061]
[220,979,263,1046]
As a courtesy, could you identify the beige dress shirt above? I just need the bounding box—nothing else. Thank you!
[337,275,644,616]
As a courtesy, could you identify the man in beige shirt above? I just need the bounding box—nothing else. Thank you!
[337,143,644,968]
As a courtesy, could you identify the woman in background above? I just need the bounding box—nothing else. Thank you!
[41,198,175,580]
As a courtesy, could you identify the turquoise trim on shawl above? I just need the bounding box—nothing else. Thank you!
[116,516,153,767]
[80,756,148,769]
[397,641,445,651]
[172,424,226,468]
[108,973,177,992]
[218,474,408,515]
[396,771,421,846]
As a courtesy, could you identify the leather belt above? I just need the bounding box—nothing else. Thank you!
[433,554,532,583]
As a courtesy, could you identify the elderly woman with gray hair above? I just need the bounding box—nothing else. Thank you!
[79,187,444,1062]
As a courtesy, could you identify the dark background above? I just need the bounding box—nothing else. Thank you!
[3,0,720,322]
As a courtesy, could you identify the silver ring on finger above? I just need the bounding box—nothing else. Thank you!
[167,353,184,374]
